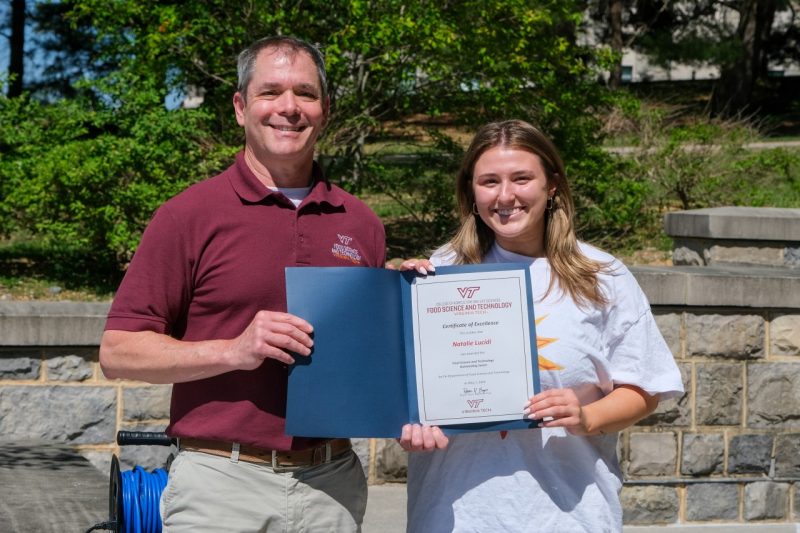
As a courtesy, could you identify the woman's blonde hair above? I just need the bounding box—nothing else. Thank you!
[444,119,609,307]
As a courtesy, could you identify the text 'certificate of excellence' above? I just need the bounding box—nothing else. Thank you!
[412,270,536,426]
[285,263,541,438]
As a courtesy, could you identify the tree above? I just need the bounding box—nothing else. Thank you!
[2,0,630,275]
[2,0,110,100]
[584,0,676,87]
[7,0,25,97]
[25,0,107,100]
[589,0,800,117]
[70,1,608,158]
[710,0,779,116]
[607,0,624,88]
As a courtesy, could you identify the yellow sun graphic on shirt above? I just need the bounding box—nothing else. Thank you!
[499,314,563,440]
[535,314,563,371]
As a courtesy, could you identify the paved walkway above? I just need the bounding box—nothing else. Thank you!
[606,138,800,155]
[364,483,407,532]
[0,441,107,533]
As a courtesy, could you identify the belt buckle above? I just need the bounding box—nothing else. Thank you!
[271,450,279,469]
[313,443,332,465]
[310,445,326,466]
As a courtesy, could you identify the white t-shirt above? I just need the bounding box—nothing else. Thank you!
[406,242,684,533]
[270,185,312,207]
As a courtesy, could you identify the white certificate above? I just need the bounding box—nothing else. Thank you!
[411,270,535,425]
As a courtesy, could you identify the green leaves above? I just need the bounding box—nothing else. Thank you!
[2,0,623,274]
[0,87,230,270]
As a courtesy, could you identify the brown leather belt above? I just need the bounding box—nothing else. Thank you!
[178,437,352,468]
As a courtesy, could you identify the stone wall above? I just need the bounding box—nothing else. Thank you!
[621,308,800,525]
[1,207,799,528]
[0,302,172,472]
[618,207,800,526]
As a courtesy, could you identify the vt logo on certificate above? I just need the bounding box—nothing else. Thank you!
[456,286,481,298]
[284,263,541,438]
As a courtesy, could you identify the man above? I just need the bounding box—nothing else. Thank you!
[100,35,385,532]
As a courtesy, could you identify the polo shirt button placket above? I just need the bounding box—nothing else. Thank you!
[295,210,311,265]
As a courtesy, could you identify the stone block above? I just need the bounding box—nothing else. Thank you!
[0,385,116,444]
[639,363,690,427]
[375,437,408,482]
[117,423,173,471]
[707,243,786,268]
[681,433,724,475]
[46,354,93,381]
[795,484,800,520]
[748,363,800,429]
[690,269,800,309]
[0,356,40,380]
[122,385,172,421]
[80,449,112,475]
[788,247,800,268]
[686,314,764,359]
[685,483,739,521]
[353,438,373,479]
[636,266,800,309]
[0,301,110,345]
[664,207,800,241]
[631,267,688,306]
[771,315,800,356]
[628,432,677,476]
[774,434,800,478]
[727,433,772,474]
[350,438,407,482]
[744,482,788,520]
[653,313,682,358]
[696,363,742,425]
[621,485,679,525]
[672,241,704,266]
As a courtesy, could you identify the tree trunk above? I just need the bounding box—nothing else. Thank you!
[8,0,26,97]
[711,0,777,117]
[608,0,624,88]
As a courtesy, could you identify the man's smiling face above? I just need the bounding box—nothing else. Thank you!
[233,45,328,167]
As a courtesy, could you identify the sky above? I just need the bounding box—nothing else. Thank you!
[0,1,50,89]
[0,1,186,107]
[0,2,11,78]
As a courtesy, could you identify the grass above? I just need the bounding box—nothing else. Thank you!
[0,237,119,301]
[0,275,113,301]
[363,192,417,219]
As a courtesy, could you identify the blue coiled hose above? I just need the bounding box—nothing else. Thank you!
[119,466,168,533]
[85,433,174,533]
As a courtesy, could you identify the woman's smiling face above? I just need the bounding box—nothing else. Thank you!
[472,146,555,257]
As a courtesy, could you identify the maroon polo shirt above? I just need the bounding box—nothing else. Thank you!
[105,151,386,450]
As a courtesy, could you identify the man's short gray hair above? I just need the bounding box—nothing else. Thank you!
[236,36,328,102]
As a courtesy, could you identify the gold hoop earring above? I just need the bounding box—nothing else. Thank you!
[546,196,555,211]
[472,203,479,215]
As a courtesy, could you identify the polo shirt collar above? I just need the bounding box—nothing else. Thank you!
[230,151,345,208]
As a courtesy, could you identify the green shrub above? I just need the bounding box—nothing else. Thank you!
[610,105,800,247]
[0,85,234,279]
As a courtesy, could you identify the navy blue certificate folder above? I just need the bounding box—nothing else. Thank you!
[285,263,540,438]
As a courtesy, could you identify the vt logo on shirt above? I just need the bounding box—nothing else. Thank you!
[331,233,362,264]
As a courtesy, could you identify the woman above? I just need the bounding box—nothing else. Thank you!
[398,120,683,532]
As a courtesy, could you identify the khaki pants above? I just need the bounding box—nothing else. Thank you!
[160,448,368,532]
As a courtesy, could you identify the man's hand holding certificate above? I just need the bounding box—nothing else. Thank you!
[285,263,541,438]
